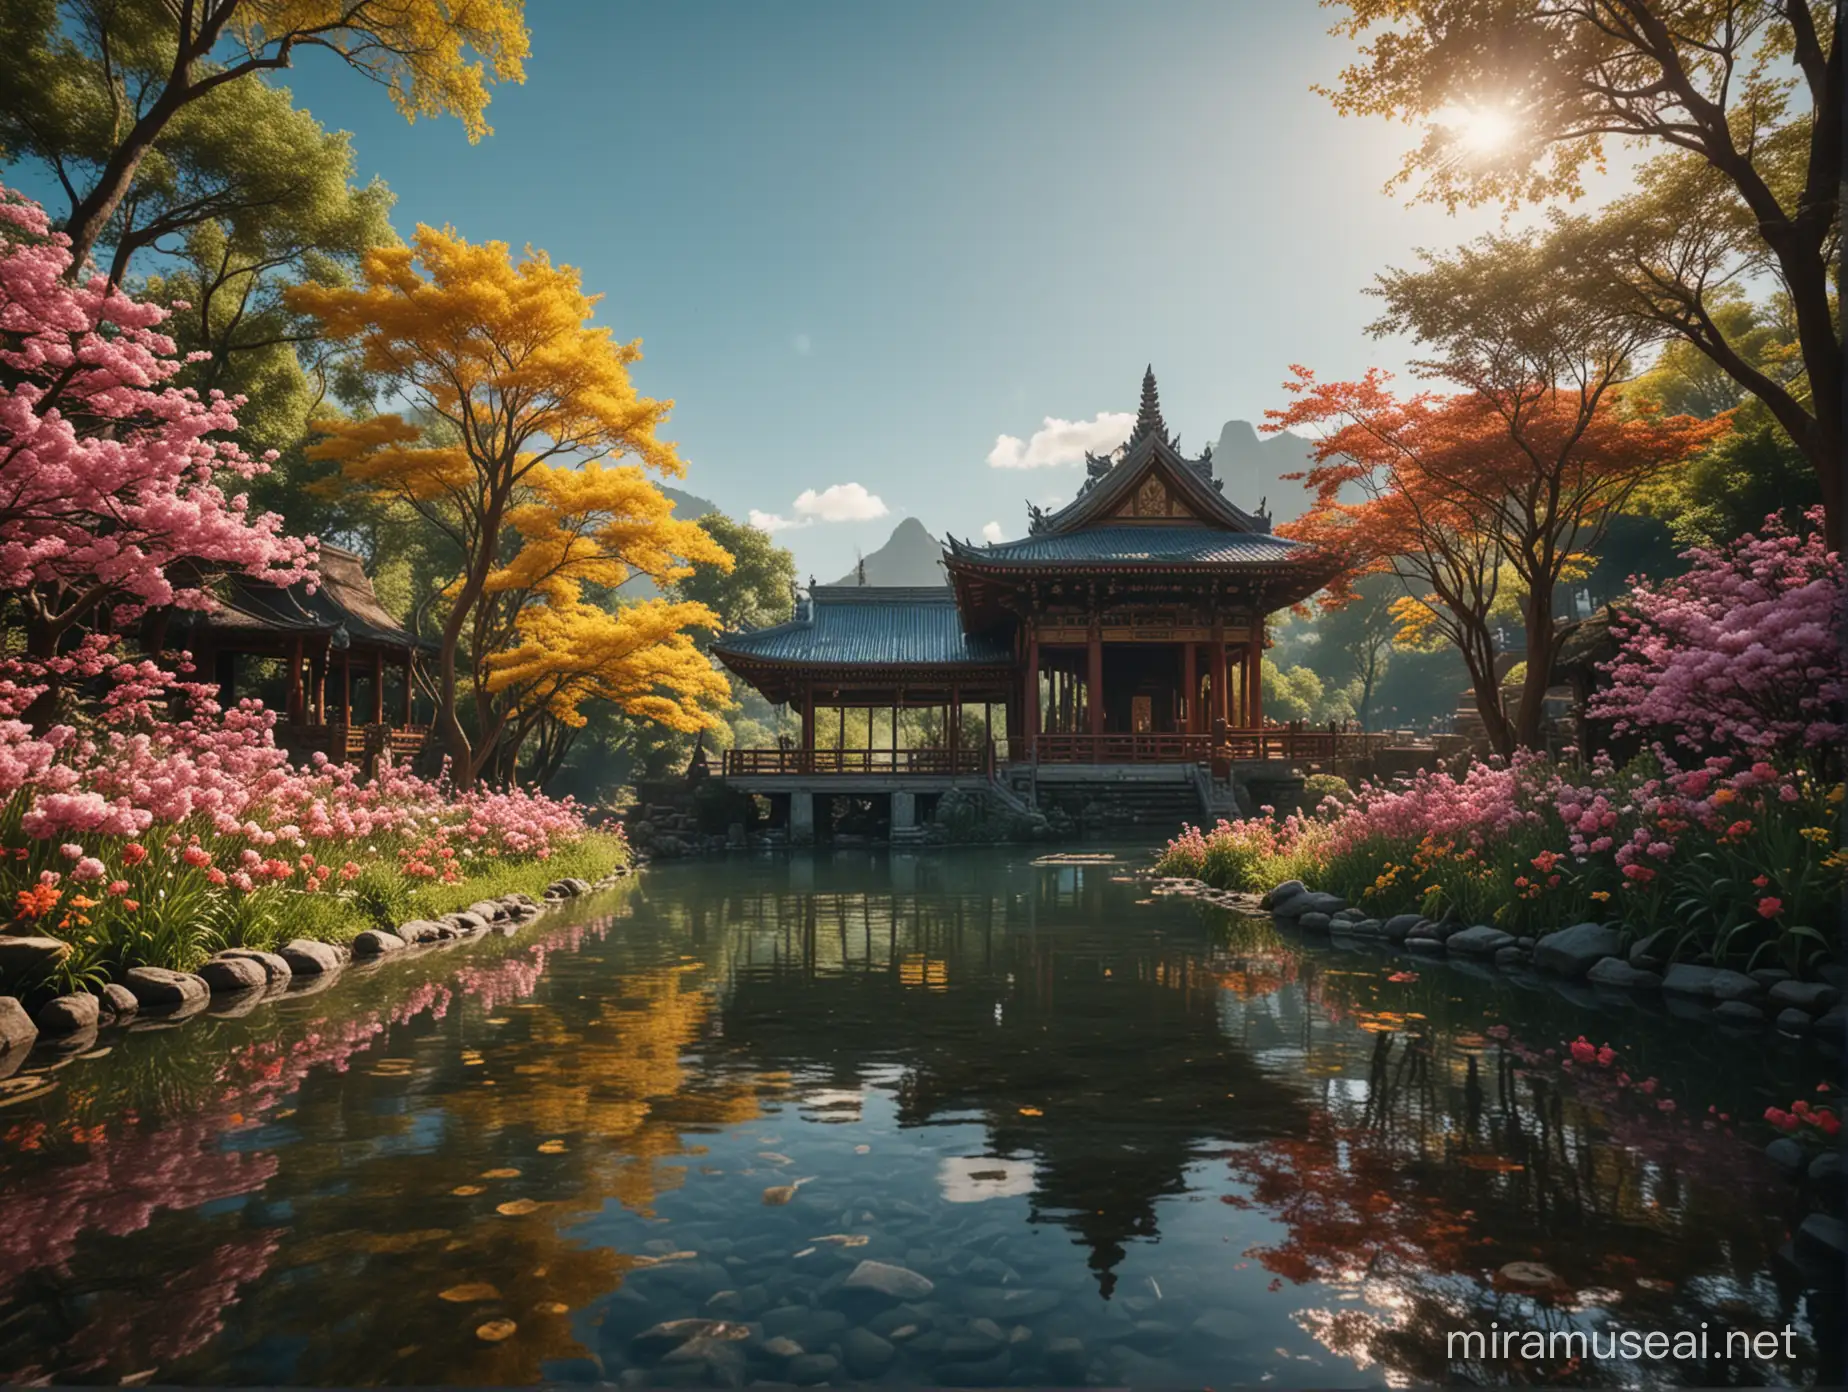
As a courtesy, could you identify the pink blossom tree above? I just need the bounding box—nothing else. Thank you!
[0,183,311,658]
[1589,511,1845,761]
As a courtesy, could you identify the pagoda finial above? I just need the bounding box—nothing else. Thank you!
[1130,365,1169,446]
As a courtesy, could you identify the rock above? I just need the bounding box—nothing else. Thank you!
[1382,914,1424,943]
[467,900,509,922]
[442,910,488,933]
[1533,922,1623,979]
[1662,963,1721,997]
[0,995,39,1053]
[396,919,446,944]
[1190,1309,1257,1344]
[1810,1151,1843,1197]
[1406,936,1448,954]
[1713,1000,1765,1025]
[197,956,268,993]
[1044,1336,1086,1379]
[1332,908,1366,924]
[837,1328,895,1377]
[214,950,292,985]
[760,1336,804,1362]
[99,982,138,1022]
[1709,970,1763,1001]
[1298,891,1347,915]
[785,1353,839,1386]
[841,1260,934,1301]
[1345,918,1384,937]
[1494,945,1527,969]
[631,1319,744,1364]
[1447,925,1515,957]
[1516,936,1537,951]
[1820,962,1847,991]
[1263,880,1305,910]
[1587,957,1661,990]
[1297,911,1332,932]
[1751,968,1794,988]
[1768,980,1840,1014]
[0,934,71,988]
[546,877,591,898]
[1498,1261,1562,1289]
[1628,928,1675,968]
[1816,1004,1848,1040]
[35,992,100,1035]
[1795,1214,1848,1266]
[1766,1138,1806,1177]
[351,929,406,958]
[1776,1007,1813,1034]
[277,939,343,975]
[122,965,210,1010]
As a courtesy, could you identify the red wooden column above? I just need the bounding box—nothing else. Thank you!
[1212,627,1230,726]
[1024,623,1040,750]
[801,682,816,752]
[1087,624,1104,737]
[1246,622,1265,727]
[1182,642,1197,734]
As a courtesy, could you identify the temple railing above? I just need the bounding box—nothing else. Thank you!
[723,745,995,777]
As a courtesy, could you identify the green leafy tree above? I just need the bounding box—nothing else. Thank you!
[670,514,797,641]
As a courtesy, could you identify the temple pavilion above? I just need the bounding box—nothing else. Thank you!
[712,371,1350,824]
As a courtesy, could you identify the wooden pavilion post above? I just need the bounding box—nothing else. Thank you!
[950,681,962,772]
[287,636,305,722]
[402,654,414,725]
[341,650,352,725]
[1024,622,1040,754]
[1087,623,1104,737]
[1182,642,1197,734]
[1246,621,1265,727]
[801,682,816,755]
[1212,626,1230,726]
[372,650,385,723]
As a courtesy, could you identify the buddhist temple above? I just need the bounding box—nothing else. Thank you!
[712,370,1353,833]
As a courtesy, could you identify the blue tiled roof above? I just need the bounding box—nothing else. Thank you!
[959,526,1310,566]
[713,586,1012,667]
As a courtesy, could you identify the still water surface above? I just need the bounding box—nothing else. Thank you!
[0,849,1833,1386]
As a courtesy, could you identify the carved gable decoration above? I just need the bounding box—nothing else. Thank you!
[1109,465,1201,522]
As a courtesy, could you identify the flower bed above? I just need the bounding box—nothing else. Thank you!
[1157,749,1841,973]
[0,652,620,989]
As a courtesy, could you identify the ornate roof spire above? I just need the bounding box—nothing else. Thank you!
[1129,365,1169,447]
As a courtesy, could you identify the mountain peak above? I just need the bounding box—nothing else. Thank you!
[830,516,947,586]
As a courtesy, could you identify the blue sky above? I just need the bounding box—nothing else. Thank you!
[274,1,1521,578]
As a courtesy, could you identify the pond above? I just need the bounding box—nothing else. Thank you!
[0,848,1836,1387]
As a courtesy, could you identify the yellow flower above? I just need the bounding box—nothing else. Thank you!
[1714,788,1736,804]
[1801,826,1835,844]
[1590,890,1610,902]
[1830,784,1844,804]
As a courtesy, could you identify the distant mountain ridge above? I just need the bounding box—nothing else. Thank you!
[829,516,947,587]
[1211,421,1317,524]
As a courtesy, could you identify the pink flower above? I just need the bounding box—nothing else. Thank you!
[1758,896,1783,918]
[70,856,106,882]
[58,843,83,860]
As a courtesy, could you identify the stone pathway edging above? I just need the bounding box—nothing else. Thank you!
[0,867,633,1072]
[1146,874,1848,1043]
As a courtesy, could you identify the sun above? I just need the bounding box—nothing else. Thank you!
[1437,104,1517,154]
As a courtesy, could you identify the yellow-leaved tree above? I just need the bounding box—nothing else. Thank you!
[50,0,529,276]
[289,225,733,787]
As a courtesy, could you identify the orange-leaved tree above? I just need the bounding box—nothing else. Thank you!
[1274,369,1725,753]
[289,225,732,787]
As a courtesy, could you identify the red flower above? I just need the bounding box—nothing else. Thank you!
[1757,896,1783,918]
[121,842,148,866]
[1569,1036,1597,1064]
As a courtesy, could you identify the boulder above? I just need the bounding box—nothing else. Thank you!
[351,929,406,958]
[1750,967,1794,988]
[396,919,446,945]
[123,965,210,1009]
[1296,911,1332,932]
[1662,962,1720,997]
[1768,980,1840,1014]
[1628,928,1676,968]
[1765,1137,1806,1177]
[1297,891,1348,915]
[99,982,138,1022]
[786,1353,840,1386]
[841,1260,935,1302]
[545,877,591,899]
[467,900,509,923]
[0,934,71,989]
[1533,923,1623,979]
[1447,925,1515,957]
[1263,880,1306,911]
[1382,914,1425,943]
[1795,1214,1848,1266]
[1775,1007,1812,1033]
[1587,957,1661,990]
[0,996,34,1053]
[1494,945,1527,970]
[837,1328,895,1377]
[35,992,100,1035]
[1815,1003,1848,1040]
[1709,970,1763,1002]
[277,939,343,976]
[197,956,269,994]
[442,910,488,934]
[1713,999,1765,1025]
[1044,1337,1087,1379]
[1406,936,1447,954]
[215,949,292,985]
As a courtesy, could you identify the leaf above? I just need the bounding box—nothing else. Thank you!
[496,1198,541,1216]
[475,1320,517,1343]
[440,1283,500,1302]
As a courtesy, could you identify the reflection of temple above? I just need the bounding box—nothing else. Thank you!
[694,859,1311,1294]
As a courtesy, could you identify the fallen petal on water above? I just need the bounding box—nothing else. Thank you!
[482,1168,521,1179]
[452,1185,485,1196]
[475,1320,517,1343]
[497,1198,541,1216]
[440,1283,500,1303]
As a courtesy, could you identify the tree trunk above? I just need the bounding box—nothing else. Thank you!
[1514,588,1558,750]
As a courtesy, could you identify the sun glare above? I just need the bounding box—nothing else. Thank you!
[1438,104,1517,154]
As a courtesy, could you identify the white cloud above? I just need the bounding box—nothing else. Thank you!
[981,521,1007,544]
[793,482,889,523]
[791,332,813,356]
[987,411,1132,470]
[748,509,802,533]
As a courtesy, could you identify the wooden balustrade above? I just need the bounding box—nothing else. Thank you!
[723,744,994,777]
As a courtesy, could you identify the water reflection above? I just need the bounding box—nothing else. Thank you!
[0,851,1832,1387]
